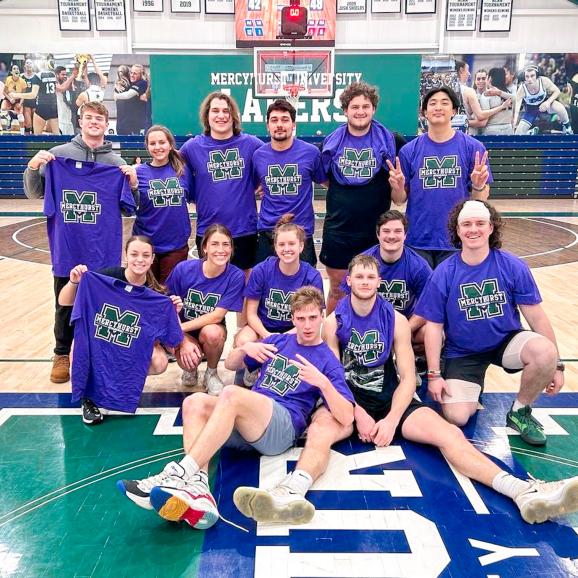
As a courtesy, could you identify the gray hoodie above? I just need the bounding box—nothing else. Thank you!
[23,134,138,205]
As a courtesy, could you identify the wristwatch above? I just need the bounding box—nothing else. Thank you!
[556,360,565,372]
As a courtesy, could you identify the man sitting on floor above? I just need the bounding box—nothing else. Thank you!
[117,286,354,529]
[234,254,578,525]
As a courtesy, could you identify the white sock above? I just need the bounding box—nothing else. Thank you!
[285,469,314,496]
[512,399,526,412]
[492,471,531,499]
[179,455,200,479]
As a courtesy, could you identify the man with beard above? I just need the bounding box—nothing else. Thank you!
[233,254,578,526]
[252,99,325,266]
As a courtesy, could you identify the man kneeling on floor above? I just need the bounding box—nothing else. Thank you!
[117,286,354,529]
[234,255,578,525]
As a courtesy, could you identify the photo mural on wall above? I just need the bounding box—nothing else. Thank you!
[0,53,152,136]
[418,53,576,136]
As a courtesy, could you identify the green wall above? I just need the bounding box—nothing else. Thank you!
[150,53,420,137]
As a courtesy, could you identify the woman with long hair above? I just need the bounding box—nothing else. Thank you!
[235,214,324,385]
[59,235,184,425]
[134,125,193,283]
[166,224,245,395]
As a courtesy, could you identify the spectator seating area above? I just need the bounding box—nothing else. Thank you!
[0,134,577,199]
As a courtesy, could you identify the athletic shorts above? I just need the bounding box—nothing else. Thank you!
[256,230,317,267]
[320,232,375,270]
[409,248,457,269]
[35,102,58,121]
[359,398,425,438]
[442,330,540,403]
[224,398,296,455]
[185,321,226,344]
[195,233,257,271]
[151,244,189,284]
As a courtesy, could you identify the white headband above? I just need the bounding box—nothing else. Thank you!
[458,201,491,223]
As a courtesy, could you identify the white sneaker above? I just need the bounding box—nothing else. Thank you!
[243,368,259,388]
[150,471,219,530]
[515,476,578,524]
[233,479,315,524]
[117,461,188,510]
[204,370,225,396]
[181,368,198,387]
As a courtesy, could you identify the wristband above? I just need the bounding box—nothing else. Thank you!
[471,184,487,192]
[69,280,79,285]
[27,164,39,171]
[426,370,442,379]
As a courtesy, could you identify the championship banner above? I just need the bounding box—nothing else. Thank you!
[371,0,401,13]
[338,0,367,14]
[480,0,512,32]
[171,0,201,12]
[405,0,436,14]
[133,0,164,11]
[205,0,235,14]
[58,0,91,31]
[95,0,128,31]
[446,0,477,31]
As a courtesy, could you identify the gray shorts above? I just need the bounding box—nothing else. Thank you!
[224,399,296,456]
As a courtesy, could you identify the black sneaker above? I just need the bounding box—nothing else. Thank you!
[82,398,103,425]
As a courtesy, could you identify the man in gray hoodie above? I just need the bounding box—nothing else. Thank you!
[23,101,139,383]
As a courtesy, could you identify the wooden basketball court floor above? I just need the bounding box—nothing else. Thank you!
[0,198,577,578]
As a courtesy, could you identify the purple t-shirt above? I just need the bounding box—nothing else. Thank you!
[415,250,542,358]
[339,245,432,318]
[166,258,245,322]
[133,163,193,254]
[399,131,493,251]
[253,139,325,236]
[44,157,135,277]
[244,256,324,331]
[245,332,354,437]
[321,120,396,186]
[179,133,263,237]
[71,272,183,412]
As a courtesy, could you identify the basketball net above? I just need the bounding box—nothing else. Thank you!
[282,84,303,109]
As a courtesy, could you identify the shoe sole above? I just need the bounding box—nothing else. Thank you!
[82,415,103,425]
[506,416,546,446]
[521,478,578,524]
[150,487,218,530]
[233,487,315,525]
[50,375,70,384]
[116,480,153,510]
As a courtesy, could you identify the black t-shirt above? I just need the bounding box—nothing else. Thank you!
[31,71,57,106]
[323,132,406,238]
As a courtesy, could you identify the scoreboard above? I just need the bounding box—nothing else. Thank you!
[235,0,336,47]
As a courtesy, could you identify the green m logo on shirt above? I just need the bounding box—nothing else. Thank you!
[347,328,384,364]
[261,354,301,395]
[419,156,462,188]
[184,289,220,320]
[265,164,302,195]
[94,304,141,348]
[207,148,244,181]
[338,148,377,178]
[379,280,409,311]
[60,190,101,224]
[147,177,184,207]
[264,289,294,321]
[458,279,507,320]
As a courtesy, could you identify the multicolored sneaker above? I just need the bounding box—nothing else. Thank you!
[204,370,225,396]
[233,481,315,525]
[150,471,219,530]
[515,476,578,524]
[116,461,188,510]
[181,368,198,387]
[506,405,546,446]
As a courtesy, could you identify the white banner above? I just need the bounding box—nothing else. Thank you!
[171,0,201,11]
[446,0,477,31]
[338,0,367,13]
[204,0,234,14]
[95,0,127,31]
[134,0,164,11]
[58,0,91,31]
[405,0,436,14]
[371,0,401,13]
[480,0,512,32]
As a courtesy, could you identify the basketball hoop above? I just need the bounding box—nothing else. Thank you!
[282,83,304,109]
